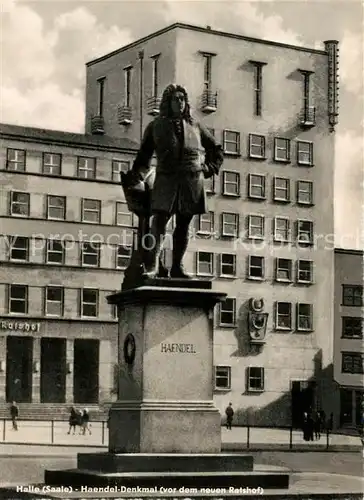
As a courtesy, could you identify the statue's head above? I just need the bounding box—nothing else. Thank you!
[159,84,193,122]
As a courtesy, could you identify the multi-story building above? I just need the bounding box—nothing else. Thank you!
[84,23,340,426]
[333,248,363,430]
[1,23,341,426]
[0,124,138,413]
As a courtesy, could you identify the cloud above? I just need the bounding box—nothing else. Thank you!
[1,84,85,132]
[339,30,364,95]
[334,130,364,249]
[164,0,303,46]
[0,1,132,132]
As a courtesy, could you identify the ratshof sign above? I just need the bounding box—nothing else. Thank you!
[0,320,41,333]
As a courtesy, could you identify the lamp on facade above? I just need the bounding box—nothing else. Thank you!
[0,361,5,372]
[67,362,73,374]
[33,361,40,373]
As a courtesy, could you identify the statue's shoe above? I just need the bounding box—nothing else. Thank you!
[170,266,192,279]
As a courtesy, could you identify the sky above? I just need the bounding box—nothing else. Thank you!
[1,0,363,249]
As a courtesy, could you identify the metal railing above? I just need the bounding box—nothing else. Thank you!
[0,419,361,450]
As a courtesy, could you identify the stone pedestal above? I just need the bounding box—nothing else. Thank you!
[43,279,290,492]
[107,278,223,454]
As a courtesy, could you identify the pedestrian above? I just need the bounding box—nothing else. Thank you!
[10,401,18,431]
[314,410,322,440]
[67,406,79,435]
[307,409,314,441]
[81,408,91,435]
[302,411,309,441]
[225,402,234,430]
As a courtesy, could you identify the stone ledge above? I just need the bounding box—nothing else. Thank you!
[77,452,254,473]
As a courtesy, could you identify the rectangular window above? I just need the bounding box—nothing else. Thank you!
[296,303,313,331]
[196,251,214,276]
[221,213,239,238]
[275,302,292,330]
[47,195,66,220]
[81,242,100,267]
[297,220,314,245]
[302,71,312,112]
[80,289,98,318]
[10,192,30,216]
[6,149,26,171]
[248,174,266,199]
[342,285,363,306]
[77,157,96,179]
[219,298,236,327]
[297,141,313,166]
[215,366,231,390]
[42,153,62,175]
[248,255,264,280]
[252,62,263,116]
[97,77,105,116]
[115,201,134,227]
[203,54,212,90]
[8,284,28,314]
[204,175,215,194]
[297,260,313,284]
[274,217,290,242]
[248,215,265,239]
[342,353,364,374]
[223,130,240,155]
[116,244,132,269]
[275,258,292,282]
[81,198,101,224]
[124,66,132,107]
[273,177,290,202]
[151,55,160,97]
[247,367,264,392]
[222,171,240,196]
[342,317,363,339]
[274,138,290,162]
[197,212,214,235]
[297,180,313,205]
[46,239,65,265]
[219,254,236,278]
[9,236,29,262]
[249,134,265,159]
[45,286,64,317]
[112,160,130,182]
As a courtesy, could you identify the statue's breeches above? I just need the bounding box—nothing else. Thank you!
[151,170,207,215]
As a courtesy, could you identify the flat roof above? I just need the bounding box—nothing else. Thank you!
[87,22,328,67]
[0,123,138,153]
[334,247,364,256]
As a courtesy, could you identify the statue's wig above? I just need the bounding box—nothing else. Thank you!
[159,84,193,123]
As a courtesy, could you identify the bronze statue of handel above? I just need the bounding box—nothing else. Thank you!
[125,84,224,280]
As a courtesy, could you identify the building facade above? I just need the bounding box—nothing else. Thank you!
[334,248,363,429]
[1,23,341,427]
[0,124,138,411]
[84,23,339,426]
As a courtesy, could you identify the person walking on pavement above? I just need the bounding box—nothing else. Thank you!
[10,401,18,431]
[225,402,234,430]
[81,408,91,435]
[67,406,79,435]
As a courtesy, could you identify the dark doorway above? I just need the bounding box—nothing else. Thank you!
[6,336,33,403]
[73,339,99,404]
[40,338,66,403]
[291,380,315,428]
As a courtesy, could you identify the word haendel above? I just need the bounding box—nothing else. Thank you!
[161,343,196,353]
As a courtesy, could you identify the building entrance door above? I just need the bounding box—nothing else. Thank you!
[6,336,33,403]
[291,380,315,428]
[73,339,99,404]
[40,338,66,403]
